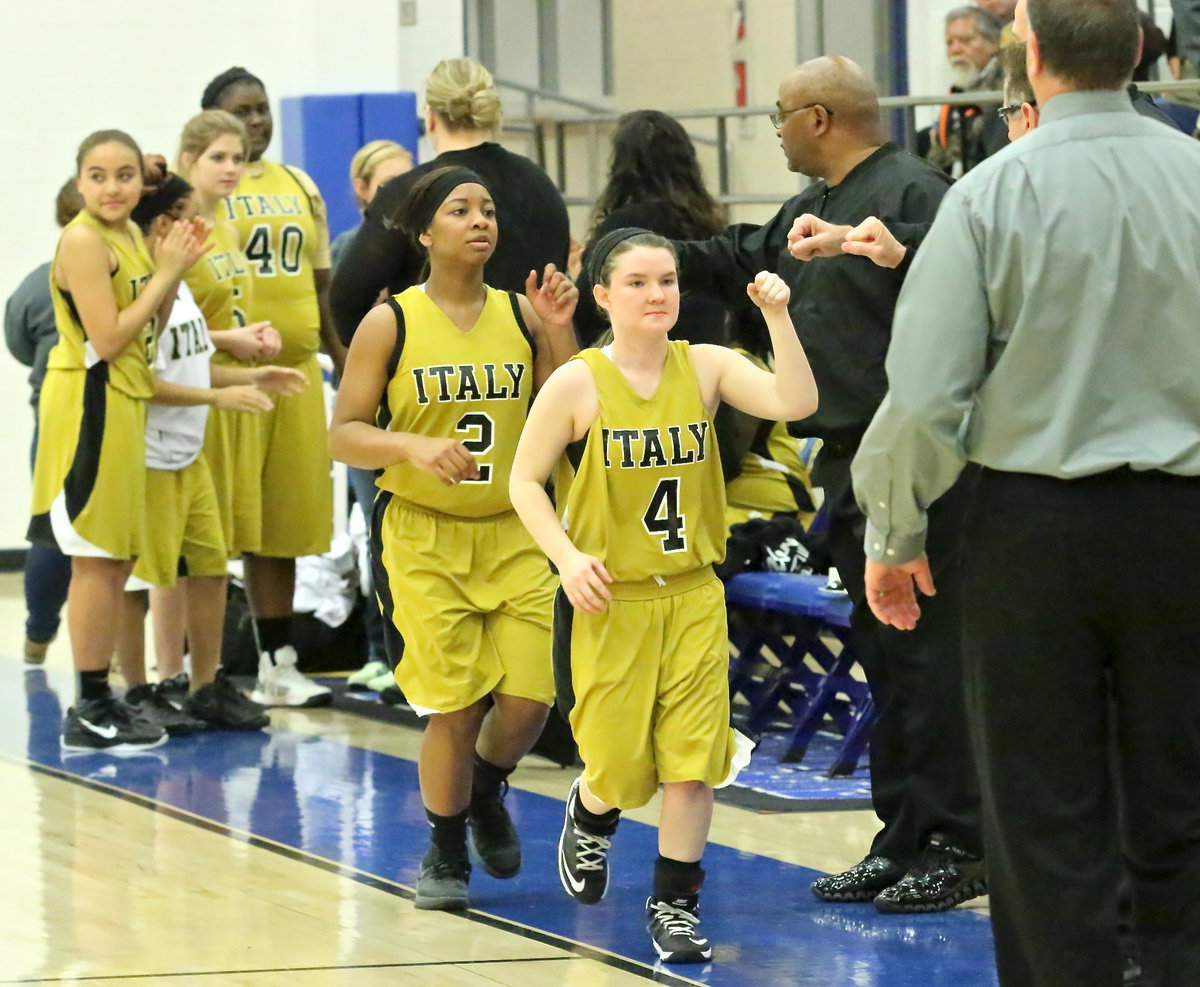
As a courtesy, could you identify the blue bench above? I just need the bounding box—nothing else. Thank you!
[726,571,874,776]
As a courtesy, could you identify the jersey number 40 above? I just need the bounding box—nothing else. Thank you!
[244,223,305,277]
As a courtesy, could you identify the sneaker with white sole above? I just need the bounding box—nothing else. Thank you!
[61,696,169,754]
[250,646,332,708]
[646,894,713,964]
[558,777,617,904]
[347,660,389,691]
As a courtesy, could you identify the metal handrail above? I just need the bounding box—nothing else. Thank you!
[498,76,1200,209]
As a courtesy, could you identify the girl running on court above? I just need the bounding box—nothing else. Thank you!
[329,166,577,911]
[509,228,817,964]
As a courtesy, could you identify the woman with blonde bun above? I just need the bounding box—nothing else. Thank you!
[331,57,569,347]
[331,139,414,268]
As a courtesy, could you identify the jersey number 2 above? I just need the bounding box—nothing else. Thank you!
[456,412,494,484]
[643,478,687,553]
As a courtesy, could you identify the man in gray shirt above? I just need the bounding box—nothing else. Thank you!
[852,1,1200,983]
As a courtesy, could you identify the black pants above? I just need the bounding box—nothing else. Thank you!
[818,450,981,866]
[963,468,1200,987]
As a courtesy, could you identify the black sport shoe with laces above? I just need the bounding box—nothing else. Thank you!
[415,843,471,910]
[558,777,616,904]
[468,780,520,878]
[646,894,713,964]
[186,671,270,731]
[157,672,190,711]
[873,833,987,913]
[124,684,206,736]
[61,696,168,754]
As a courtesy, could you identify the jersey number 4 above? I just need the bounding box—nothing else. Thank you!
[643,477,687,553]
[456,412,494,484]
[245,223,305,277]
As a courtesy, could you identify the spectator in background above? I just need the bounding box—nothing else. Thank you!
[924,6,1008,176]
[1172,0,1200,85]
[5,179,81,665]
[331,58,569,347]
[330,140,413,269]
[573,110,729,349]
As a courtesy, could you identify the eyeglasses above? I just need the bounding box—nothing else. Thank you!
[769,103,834,128]
[996,101,1035,122]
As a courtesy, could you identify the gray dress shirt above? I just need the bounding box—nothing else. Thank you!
[852,90,1200,564]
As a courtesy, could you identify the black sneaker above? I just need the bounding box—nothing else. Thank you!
[468,780,520,878]
[415,843,471,910]
[558,777,616,904]
[124,684,206,736]
[158,671,190,711]
[61,696,169,754]
[873,834,987,914]
[186,671,270,731]
[647,894,713,964]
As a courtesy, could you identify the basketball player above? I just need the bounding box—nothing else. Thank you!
[30,130,208,752]
[200,67,345,706]
[508,229,817,964]
[329,166,577,911]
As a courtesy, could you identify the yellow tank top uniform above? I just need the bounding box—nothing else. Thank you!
[377,285,537,518]
[562,341,726,583]
[223,159,330,366]
[185,217,252,339]
[29,210,157,559]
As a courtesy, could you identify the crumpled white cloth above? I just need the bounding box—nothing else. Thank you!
[293,530,361,628]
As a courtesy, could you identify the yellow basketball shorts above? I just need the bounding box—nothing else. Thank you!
[259,355,331,558]
[202,379,266,558]
[373,493,556,715]
[28,367,146,560]
[554,566,741,810]
[129,458,227,589]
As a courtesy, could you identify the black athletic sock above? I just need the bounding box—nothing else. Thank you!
[470,754,514,806]
[78,667,111,703]
[255,616,292,656]
[573,794,621,836]
[425,807,469,852]
[653,855,705,900]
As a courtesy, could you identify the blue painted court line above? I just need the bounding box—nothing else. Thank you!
[8,665,999,986]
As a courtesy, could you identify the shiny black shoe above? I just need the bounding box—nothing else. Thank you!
[811,854,907,903]
[873,834,987,913]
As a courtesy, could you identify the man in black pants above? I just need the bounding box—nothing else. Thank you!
[674,54,985,912]
[856,0,1200,982]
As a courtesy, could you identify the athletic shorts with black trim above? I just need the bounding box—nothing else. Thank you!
[128,458,227,590]
[28,366,146,560]
[554,565,749,810]
[260,355,331,558]
[372,492,555,715]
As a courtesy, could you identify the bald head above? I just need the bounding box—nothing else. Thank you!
[784,56,884,137]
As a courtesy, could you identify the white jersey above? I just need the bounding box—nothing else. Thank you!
[145,282,213,470]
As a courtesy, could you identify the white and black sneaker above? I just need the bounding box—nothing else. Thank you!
[61,696,169,754]
[647,894,713,964]
[558,777,616,904]
[250,646,332,708]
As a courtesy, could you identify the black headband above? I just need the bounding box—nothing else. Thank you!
[585,226,656,285]
[201,67,263,109]
[409,167,492,235]
[131,174,193,230]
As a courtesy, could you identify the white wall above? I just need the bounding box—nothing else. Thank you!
[0,0,464,550]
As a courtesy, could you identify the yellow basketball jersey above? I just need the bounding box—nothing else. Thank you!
[185,218,253,355]
[377,285,536,518]
[724,350,815,519]
[222,159,330,365]
[47,210,156,399]
[563,342,725,582]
